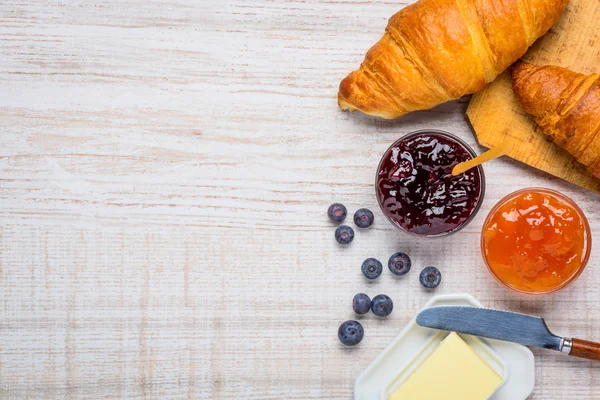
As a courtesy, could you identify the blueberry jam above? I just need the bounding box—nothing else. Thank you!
[377,132,483,236]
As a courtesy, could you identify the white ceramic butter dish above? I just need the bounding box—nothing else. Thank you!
[354,293,535,400]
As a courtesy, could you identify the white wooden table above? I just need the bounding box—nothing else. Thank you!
[1,1,599,399]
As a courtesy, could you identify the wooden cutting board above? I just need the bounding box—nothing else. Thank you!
[466,0,600,193]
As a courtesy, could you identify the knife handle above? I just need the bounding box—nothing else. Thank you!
[568,338,600,361]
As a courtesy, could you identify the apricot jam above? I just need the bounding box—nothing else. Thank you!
[482,189,591,294]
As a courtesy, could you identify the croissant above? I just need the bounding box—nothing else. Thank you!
[511,61,600,178]
[338,0,569,119]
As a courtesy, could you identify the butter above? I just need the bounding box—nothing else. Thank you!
[389,332,503,400]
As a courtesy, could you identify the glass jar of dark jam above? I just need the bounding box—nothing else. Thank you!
[376,130,485,237]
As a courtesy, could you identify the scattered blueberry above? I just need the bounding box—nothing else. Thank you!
[420,266,442,289]
[352,293,372,315]
[361,258,383,280]
[354,208,374,228]
[335,225,354,245]
[328,203,347,223]
[388,252,412,276]
[371,294,393,317]
[338,320,364,346]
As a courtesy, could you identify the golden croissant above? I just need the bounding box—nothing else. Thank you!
[338,0,569,119]
[511,61,600,178]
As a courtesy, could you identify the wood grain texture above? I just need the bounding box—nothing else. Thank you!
[467,0,600,193]
[0,1,599,399]
[571,339,600,362]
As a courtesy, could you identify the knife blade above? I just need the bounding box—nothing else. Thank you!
[416,306,564,351]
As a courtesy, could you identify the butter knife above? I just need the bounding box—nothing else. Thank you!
[416,306,600,361]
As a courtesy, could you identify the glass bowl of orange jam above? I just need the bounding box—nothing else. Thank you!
[481,188,591,295]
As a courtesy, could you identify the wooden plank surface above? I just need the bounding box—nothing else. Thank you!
[467,0,600,193]
[1,1,599,399]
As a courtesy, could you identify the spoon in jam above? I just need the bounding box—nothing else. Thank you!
[452,141,514,176]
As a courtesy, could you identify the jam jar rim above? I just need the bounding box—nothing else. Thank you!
[375,129,486,238]
[480,187,592,296]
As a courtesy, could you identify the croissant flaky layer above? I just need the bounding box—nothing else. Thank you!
[338,0,569,119]
[511,61,600,178]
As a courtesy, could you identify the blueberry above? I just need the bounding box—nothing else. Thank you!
[328,203,347,223]
[371,294,393,317]
[420,267,442,289]
[361,258,382,280]
[352,293,372,315]
[335,225,354,245]
[388,252,412,276]
[354,208,374,228]
[338,320,364,346]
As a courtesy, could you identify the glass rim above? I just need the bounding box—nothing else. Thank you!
[480,187,592,295]
[375,129,486,238]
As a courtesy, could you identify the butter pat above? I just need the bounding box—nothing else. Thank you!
[389,332,503,400]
